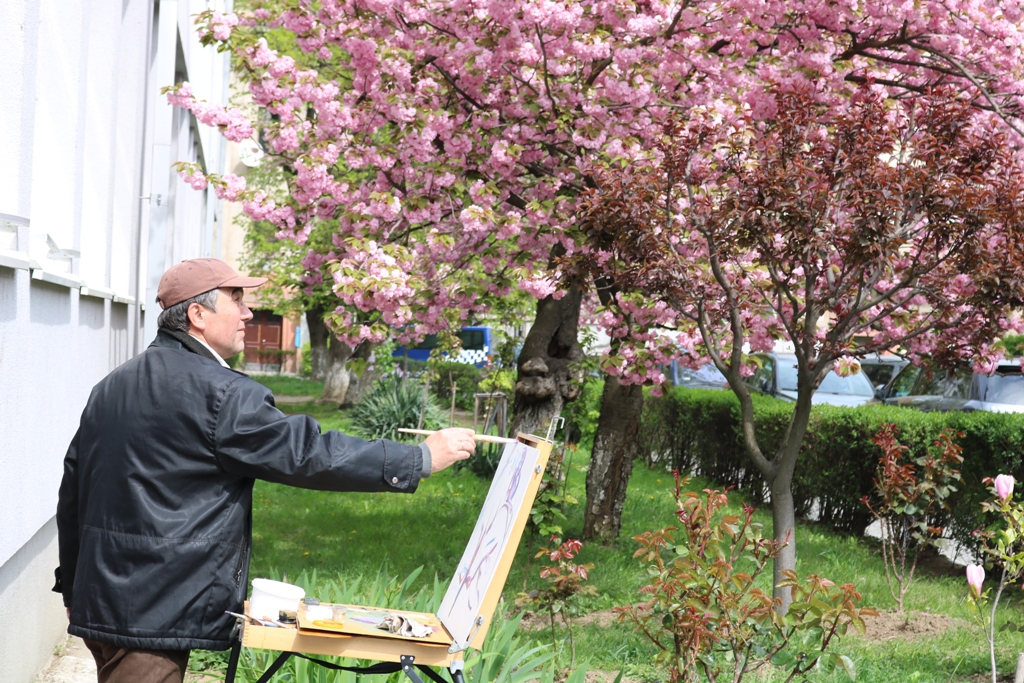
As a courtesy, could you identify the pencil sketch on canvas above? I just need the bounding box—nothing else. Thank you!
[437,439,540,644]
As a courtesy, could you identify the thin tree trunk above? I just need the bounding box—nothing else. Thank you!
[744,392,813,614]
[725,365,815,614]
[770,472,797,611]
[306,305,330,381]
[509,286,585,438]
[583,376,644,541]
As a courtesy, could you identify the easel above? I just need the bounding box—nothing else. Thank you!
[229,433,552,683]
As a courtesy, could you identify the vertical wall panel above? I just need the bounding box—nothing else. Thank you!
[0,1,232,679]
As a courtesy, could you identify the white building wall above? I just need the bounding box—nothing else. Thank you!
[0,1,232,680]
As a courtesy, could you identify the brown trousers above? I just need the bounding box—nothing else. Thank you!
[83,639,190,683]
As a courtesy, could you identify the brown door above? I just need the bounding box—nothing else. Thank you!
[244,309,283,368]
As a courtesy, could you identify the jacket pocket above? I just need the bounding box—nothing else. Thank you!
[232,536,247,587]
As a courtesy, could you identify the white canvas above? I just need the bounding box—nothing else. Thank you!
[437,440,540,645]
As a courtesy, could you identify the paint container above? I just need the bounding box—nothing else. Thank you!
[249,578,305,621]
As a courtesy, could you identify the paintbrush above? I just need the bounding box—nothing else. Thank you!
[397,428,516,444]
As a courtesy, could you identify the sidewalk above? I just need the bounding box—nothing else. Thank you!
[34,637,217,683]
[33,637,94,683]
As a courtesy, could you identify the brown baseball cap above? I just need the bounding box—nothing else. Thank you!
[156,258,267,309]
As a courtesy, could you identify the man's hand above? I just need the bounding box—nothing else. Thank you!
[424,428,477,473]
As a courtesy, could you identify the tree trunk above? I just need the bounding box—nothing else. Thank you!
[321,337,354,404]
[732,378,814,614]
[306,305,330,381]
[770,470,798,612]
[509,286,585,438]
[583,376,644,542]
[343,341,379,406]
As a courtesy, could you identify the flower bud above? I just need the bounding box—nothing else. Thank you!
[995,474,1015,502]
[966,564,985,598]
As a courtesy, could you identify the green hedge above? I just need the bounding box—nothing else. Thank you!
[393,358,481,412]
[640,387,1024,546]
[430,361,482,411]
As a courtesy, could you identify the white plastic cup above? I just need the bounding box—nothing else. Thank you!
[249,578,305,621]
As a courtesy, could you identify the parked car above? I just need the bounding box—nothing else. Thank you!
[744,353,876,407]
[666,359,730,389]
[879,359,1024,413]
[858,353,910,390]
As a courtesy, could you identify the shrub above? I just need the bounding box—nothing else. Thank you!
[640,386,1024,548]
[563,377,603,448]
[457,441,504,479]
[393,356,480,412]
[349,377,446,441]
[430,361,482,411]
[615,475,874,683]
[997,334,1024,357]
[861,425,963,612]
[517,537,595,671]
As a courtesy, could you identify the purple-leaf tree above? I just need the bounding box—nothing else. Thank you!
[570,84,1024,610]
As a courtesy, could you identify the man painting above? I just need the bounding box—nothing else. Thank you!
[55,258,476,683]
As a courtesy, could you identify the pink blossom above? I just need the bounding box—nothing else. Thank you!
[178,167,207,191]
[165,0,1024,356]
[519,277,558,299]
[745,88,779,120]
[208,12,239,41]
[165,82,194,109]
[995,474,1015,502]
[833,357,861,378]
[966,564,985,598]
[214,173,247,201]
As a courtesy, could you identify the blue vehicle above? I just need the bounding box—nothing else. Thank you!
[393,326,492,368]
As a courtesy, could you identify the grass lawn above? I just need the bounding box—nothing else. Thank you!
[234,377,1024,682]
[254,374,325,397]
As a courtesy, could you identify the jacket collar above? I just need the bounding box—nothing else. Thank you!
[154,328,225,366]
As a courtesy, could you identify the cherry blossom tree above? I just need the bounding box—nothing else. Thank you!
[570,84,1024,610]
[166,0,1024,575]
[242,208,366,402]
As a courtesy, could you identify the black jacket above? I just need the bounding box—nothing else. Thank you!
[55,330,424,650]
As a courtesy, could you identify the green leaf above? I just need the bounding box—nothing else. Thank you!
[771,650,797,668]
[835,653,857,680]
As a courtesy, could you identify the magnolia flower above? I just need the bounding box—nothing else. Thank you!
[967,564,985,598]
[995,474,1015,502]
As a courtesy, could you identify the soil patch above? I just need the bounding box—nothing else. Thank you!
[858,609,970,641]
[585,670,643,683]
[524,607,968,642]
[519,609,619,631]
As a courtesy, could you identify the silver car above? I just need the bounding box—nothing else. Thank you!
[745,353,876,407]
[881,360,1024,413]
